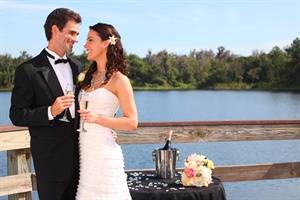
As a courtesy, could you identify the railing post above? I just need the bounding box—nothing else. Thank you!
[7,149,32,200]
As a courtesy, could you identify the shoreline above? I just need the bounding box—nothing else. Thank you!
[1,87,300,92]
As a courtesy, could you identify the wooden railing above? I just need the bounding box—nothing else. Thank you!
[1,120,300,199]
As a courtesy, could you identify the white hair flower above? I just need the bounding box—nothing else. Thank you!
[108,35,117,45]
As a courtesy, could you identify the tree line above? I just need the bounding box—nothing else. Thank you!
[0,38,299,91]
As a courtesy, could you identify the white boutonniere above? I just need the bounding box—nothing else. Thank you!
[108,35,117,45]
[77,71,86,83]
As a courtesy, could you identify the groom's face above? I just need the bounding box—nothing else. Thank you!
[57,20,80,54]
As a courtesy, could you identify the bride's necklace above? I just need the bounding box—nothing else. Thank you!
[91,71,106,90]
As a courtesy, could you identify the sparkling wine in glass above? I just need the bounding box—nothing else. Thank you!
[78,91,89,132]
[59,84,75,122]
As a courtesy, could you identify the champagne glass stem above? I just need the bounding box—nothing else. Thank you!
[60,108,70,122]
[62,109,68,118]
[80,120,87,132]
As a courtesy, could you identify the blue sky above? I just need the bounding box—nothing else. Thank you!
[0,0,299,57]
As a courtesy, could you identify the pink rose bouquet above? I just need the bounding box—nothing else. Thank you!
[181,153,215,187]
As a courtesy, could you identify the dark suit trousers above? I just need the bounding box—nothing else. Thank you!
[37,174,79,200]
[32,120,79,200]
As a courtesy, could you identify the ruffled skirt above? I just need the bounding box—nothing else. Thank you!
[76,124,131,200]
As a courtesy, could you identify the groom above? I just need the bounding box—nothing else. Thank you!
[10,8,82,200]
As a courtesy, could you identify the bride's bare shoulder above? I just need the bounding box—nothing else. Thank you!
[111,71,130,84]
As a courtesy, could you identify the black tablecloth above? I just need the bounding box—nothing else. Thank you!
[126,171,227,200]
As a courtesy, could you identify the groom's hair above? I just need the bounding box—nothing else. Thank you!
[44,8,82,41]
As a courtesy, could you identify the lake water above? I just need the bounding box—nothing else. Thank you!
[1,90,300,200]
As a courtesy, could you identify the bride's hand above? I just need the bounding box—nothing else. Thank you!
[78,109,98,123]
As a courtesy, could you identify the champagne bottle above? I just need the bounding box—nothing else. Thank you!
[162,130,173,150]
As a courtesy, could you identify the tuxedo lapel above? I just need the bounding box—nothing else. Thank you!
[37,50,64,98]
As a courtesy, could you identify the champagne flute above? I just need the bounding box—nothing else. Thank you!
[78,91,89,132]
[59,83,75,122]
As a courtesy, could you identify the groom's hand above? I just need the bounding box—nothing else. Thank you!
[51,95,75,117]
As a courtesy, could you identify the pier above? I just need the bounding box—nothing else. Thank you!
[1,120,300,199]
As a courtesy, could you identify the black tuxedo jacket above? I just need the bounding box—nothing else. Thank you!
[10,49,82,181]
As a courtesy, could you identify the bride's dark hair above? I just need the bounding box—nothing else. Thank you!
[79,22,128,89]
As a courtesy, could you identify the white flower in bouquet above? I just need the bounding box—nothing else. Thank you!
[181,153,215,187]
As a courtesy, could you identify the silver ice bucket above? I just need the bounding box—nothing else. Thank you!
[152,148,179,179]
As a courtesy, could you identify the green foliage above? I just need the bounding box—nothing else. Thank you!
[1,38,299,90]
[0,51,32,89]
[285,38,300,86]
[72,52,91,71]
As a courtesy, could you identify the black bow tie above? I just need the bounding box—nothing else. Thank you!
[45,50,68,65]
[54,58,68,64]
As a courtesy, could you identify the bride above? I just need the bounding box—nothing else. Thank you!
[76,22,137,200]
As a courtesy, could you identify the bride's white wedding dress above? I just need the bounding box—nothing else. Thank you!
[76,88,132,200]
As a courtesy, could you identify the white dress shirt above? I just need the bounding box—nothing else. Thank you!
[45,48,75,120]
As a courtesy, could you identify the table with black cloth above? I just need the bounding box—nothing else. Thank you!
[126,171,226,200]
